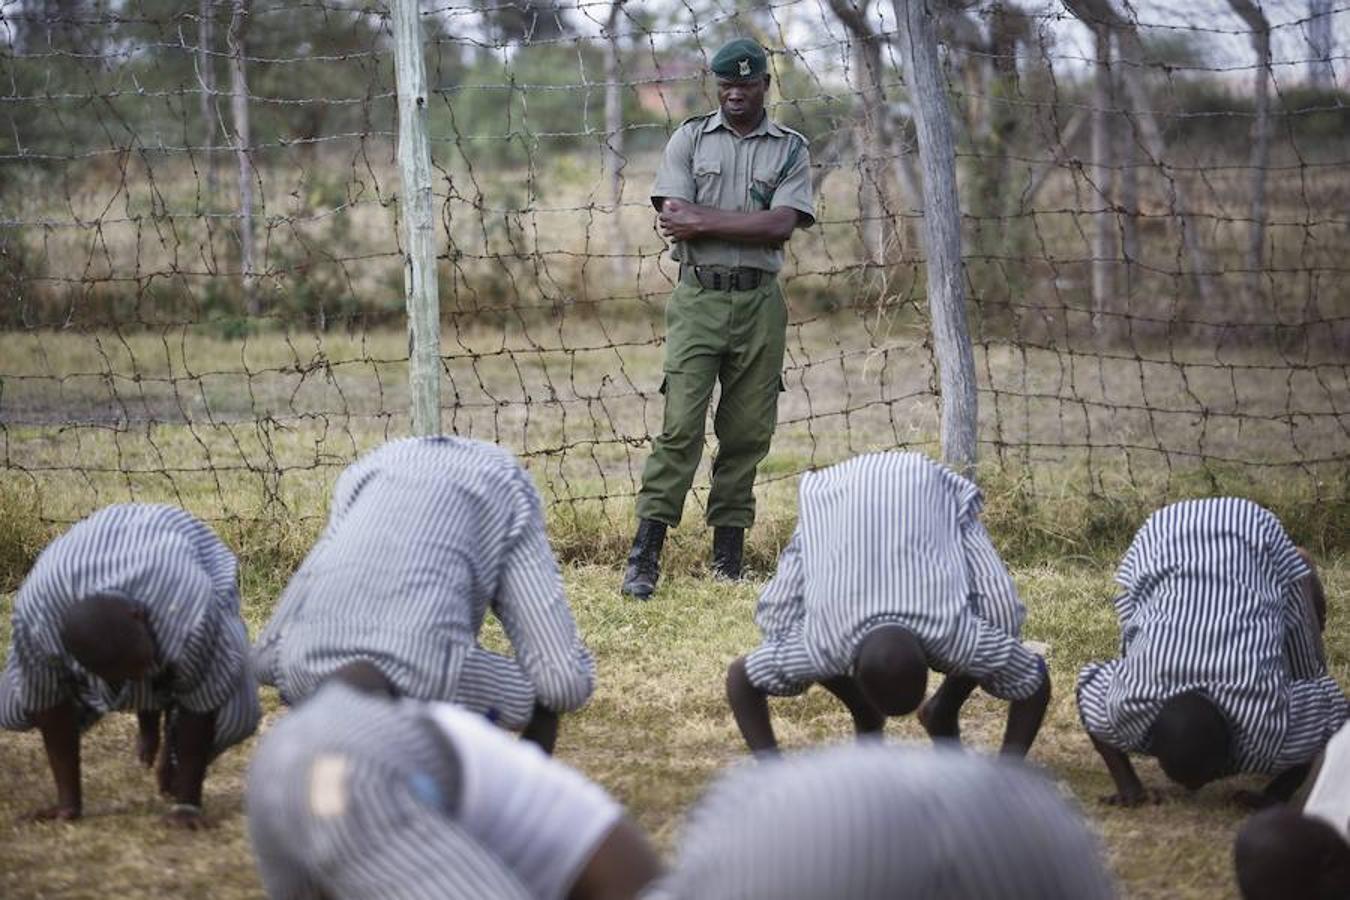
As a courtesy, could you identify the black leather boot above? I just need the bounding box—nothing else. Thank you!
[711,526,745,581]
[620,519,667,599]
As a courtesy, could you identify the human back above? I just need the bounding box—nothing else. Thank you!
[796,451,979,659]
[261,436,544,700]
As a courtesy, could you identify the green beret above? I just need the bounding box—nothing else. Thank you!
[710,38,767,80]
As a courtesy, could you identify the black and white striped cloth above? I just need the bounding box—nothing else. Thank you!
[744,452,1044,700]
[650,743,1117,900]
[0,504,260,754]
[1077,497,1348,775]
[253,437,594,728]
[247,681,532,900]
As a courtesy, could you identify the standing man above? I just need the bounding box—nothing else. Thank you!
[1,503,261,828]
[622,38,815,599]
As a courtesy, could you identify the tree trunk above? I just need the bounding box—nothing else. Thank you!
[1063,0,1217,310]
[1090,24,1116,340]
[227,0,256,315]
[825,0,905,261]
[892,0,978,476]
[1228,0,1272,312]
[1117,66,1139,295]
[198,0,217,205]
[1307,0,1334,88]
[602,1,629,280]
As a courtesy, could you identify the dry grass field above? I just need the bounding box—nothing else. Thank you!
[0,321,1347,899]
[1,553,1348,899]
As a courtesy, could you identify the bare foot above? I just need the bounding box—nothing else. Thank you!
[1099,788,1165,808]
[19,804,81,823]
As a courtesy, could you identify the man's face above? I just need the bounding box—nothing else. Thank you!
[717,75,769,124]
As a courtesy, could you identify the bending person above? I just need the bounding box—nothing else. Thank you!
[1077,498,1346,806]
[725,451,1050,757]
[652,743,1116,899]
[254,436,594,753]
[246,663,661,900]
[1,503,260,828]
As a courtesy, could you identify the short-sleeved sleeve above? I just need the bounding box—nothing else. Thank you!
[6,618,72,715]
[492,467,594,714]
[961,616,1045,701]
[743,531,816,696]
[1266,676,1350,774]
[175,602,247,713]
[1076,660,1131,748]
[767,136,814,226]
[651,124,697,207]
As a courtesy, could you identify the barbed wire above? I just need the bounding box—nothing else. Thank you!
[0,0,1345,536]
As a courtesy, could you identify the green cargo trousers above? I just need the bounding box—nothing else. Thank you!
[635,276,787,528]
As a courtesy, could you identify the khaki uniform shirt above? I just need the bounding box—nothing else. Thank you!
[651,109,814,273]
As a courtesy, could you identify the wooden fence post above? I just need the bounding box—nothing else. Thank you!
[892,0,978,475]
[391,0,442,435]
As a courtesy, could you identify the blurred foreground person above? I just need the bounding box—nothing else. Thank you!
[652,743,1116,900]
[1077,498,1345,806]
[246,663,661,900]
[725,452,1050,756]
[254,436,594,753]
[0,503,260,828]
[1234,720,1350,899]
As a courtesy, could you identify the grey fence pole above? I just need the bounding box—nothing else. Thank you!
[892,0,978,475]
[391,0,442,435]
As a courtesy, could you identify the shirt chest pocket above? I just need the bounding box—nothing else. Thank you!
[692,155,722,205]
[750,164,781,210]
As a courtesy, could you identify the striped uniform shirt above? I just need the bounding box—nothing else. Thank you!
[1303,720,1350,839]
[0,504,260,754]
[254,437,594,728]
[744,452,1044,701]
[249,682,623,900]
[1077,498,1348,775]
[650,743,1117,900]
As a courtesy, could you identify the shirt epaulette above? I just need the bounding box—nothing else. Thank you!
[679,110,719,129]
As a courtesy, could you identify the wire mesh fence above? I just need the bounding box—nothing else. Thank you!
[1,0,1346,539]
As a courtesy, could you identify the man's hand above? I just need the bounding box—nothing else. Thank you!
[19,803,81,823]
[658,198,706,242]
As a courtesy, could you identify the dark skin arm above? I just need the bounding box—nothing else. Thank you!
[726,656,780,756]
[658,198,800,245]
[162,707,215,829]
[23,699,82,822]
[1001,664,1052,757]
[1234,763,1314,809]
[819,676,886,736]
[1091,733,1161,806]
[567,817,663,900]
[136,710,161,768]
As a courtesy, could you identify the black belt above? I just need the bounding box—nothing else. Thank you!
[681,265,771,292]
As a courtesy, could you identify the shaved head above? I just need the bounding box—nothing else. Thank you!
[1150,691,1231,789]
[60,593,155,683]
[854,625,929,716]
[1235,807,1350,899]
